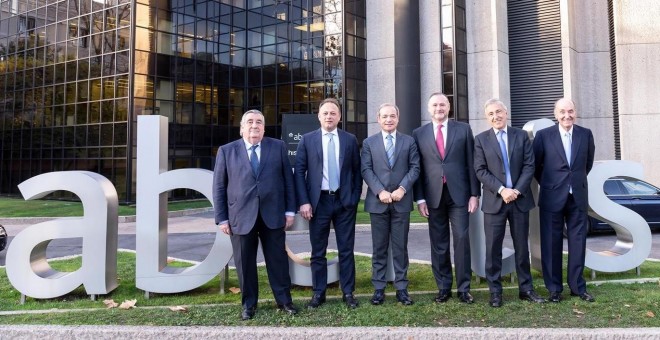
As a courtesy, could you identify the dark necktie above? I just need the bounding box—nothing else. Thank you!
[250,144,259,176]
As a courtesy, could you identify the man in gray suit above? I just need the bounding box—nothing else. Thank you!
[413,92,480,304]
[361,103,420,306]
[473,99,545,307]
[213,110,298,320]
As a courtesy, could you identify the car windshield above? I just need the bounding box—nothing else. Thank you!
[620,180,659,195]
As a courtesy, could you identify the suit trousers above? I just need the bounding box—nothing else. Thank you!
[484,204,533,293]
[540,193,588,294]
[428,184,472,292]
[309,191,357,295]
[230,214,292,309]
[370,205,411,290]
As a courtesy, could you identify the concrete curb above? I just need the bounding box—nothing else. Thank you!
[0,325,658,339]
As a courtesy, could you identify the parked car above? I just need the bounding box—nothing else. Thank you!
[589,177,660,233]
[0,224,6,251]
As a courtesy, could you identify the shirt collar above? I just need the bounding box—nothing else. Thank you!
[433,119,449,130]
[381,130,396,139]
[321,128,338,136]
[558,125,574,136]
[493,126,508,135]
[243,139,260,149]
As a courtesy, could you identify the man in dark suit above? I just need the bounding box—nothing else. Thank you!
[213,110,298,320]
[413,92,480,304]
[533,98,595,303]
[295,98,362,309]
[474,99,545,307]
[361,103,420,306]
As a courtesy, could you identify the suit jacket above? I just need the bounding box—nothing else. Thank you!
[294,128,362,212]
[474,126,535,214]
[361,131,420,213]
[533,124,595,212]
[213,137,296,235]
[412,121,480,208]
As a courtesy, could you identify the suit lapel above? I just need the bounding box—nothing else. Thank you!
[570,127,582,167]
[257,138,270,176]
[391,132,402,168]
[487,129,503,163]
[445,120,457,158]
[423,123,443,160]
[338,129,346,170]
[234,141,254,177]
[314,129,323,163]
[550,127,569,165]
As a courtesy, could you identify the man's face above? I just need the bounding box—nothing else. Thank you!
[377,106,399,133]
[318,102,341,131]
[484,103,508,130]
[241,112,265,143]
[427,94,450,124]
[554,99,577,131]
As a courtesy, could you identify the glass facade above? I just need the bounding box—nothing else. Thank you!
[1,0,366,202]
[441,0,468,122]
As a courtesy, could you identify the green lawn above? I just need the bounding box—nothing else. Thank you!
[0,197,428,224]
[0,251,658,327]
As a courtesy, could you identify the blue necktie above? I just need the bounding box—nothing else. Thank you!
[564,132,572,166]
[327,133,339,191]
[250,144,259,176]
[385,134,394,167]
[498,130,513,188]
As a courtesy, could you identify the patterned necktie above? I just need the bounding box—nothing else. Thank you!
[498,130,513,188]
[436,124,446,183]
[327,133,339,191]
[250,144,259,176]
[386,134,394,167]
[564,132,572,166]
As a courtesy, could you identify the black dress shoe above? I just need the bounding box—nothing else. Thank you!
[571,291,595,302]
[241,306,256,320]
[519,290,546,303]
[307,293,326,309]
[458,291,474,304]
[548,291,562,303]
[489,293,502,308]
[277,302,298,315]
[370,289,385,305]
[434,289,452,303]
[343,293,359,309]
[396,289,414,306]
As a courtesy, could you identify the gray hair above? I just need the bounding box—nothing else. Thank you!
[483,98,508,112]
[428,91,448,101]
[376,103,400,117]
[240,109,264,127]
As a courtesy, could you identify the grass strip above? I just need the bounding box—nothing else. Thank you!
[0,252,658,327]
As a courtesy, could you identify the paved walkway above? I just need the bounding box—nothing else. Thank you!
[2,211,660,339]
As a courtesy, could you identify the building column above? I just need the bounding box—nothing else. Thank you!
[560,0,615,161]
[613,0,660,185]
[465,0,510,133]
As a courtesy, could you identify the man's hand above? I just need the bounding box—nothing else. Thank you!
[417,202,429,218]
[299,204,313,221]
[284,215,294,230]
[378,190,393,204]
[391,187,406,202]
[219,223,232,235]
[500,188,519,204]
[467,196,479,213]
